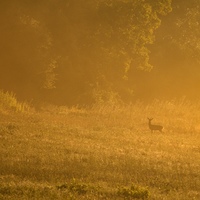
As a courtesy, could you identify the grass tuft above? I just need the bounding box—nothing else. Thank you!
[0,90,32,113]
[117,184,150,199]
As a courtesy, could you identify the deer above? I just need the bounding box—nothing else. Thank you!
[147,118,163,133]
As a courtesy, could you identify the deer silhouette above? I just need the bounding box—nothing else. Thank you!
[147,118,163,133]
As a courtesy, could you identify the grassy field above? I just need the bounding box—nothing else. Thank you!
[0,99,200,199]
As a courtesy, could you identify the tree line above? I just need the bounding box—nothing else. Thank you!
[1,0,200,106]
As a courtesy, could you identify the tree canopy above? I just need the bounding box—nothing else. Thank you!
[1,0,200,105]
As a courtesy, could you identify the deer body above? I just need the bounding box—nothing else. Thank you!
[148,118,163,133]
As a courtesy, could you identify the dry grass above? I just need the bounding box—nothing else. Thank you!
[0,90,32,114]
[0,99,200,199]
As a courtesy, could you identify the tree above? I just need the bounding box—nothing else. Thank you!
[0,0,56,102]
[172,0,200,64]
[48,0,172,104]
[139,0,200,101]
[0,0,172,105]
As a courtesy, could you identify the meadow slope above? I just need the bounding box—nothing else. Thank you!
[0,100,200,199]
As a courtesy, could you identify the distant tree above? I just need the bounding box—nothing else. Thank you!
[46,0,172,104]
[0,0,59,103]
[139,0,200,101]
[172,0,200,64]
[153,0,200,64]
[0,0,172,105]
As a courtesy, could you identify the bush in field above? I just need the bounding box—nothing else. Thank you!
[0,90,31,113]
[117,184,150,199]
[56,179,96,195]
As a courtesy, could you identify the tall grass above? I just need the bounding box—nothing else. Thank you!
[88,98,200,133]
[0,90,31,114]
[0,98,200,199]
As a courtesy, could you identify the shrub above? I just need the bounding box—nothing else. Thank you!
[117,184,150,199]
[56,179,94,195]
